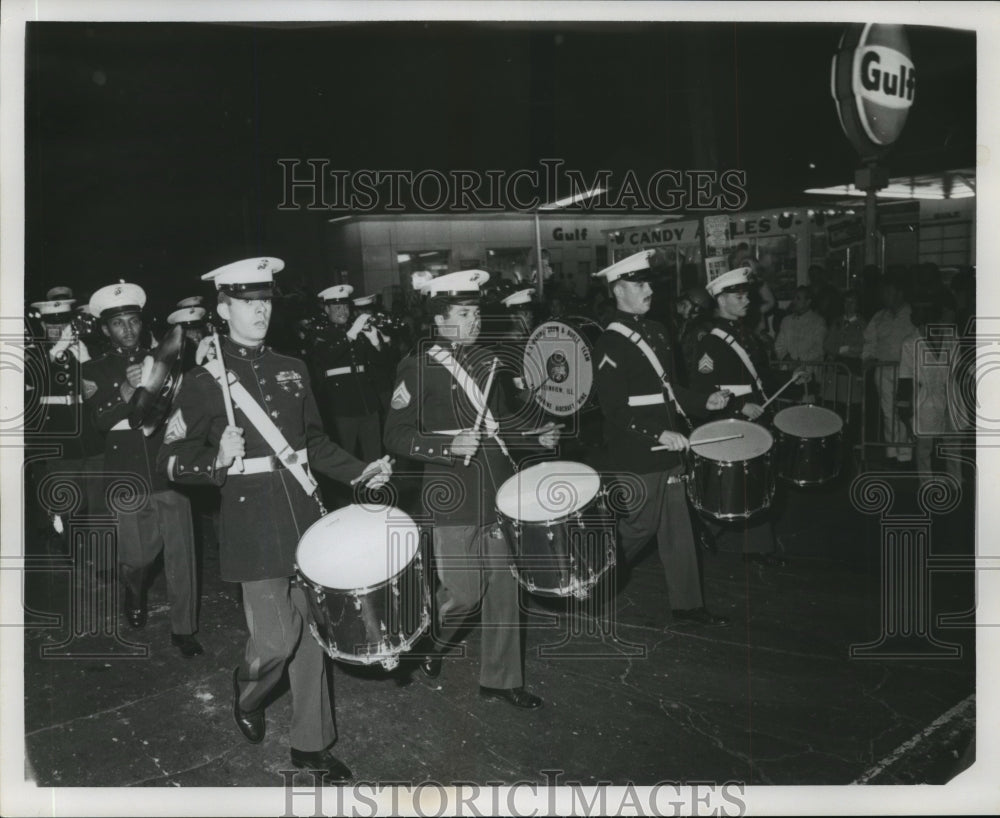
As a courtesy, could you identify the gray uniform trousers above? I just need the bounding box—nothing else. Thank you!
[429,524,523,690]
[116,487,198,634]
[235,578,335,753]
[616,467,704,611]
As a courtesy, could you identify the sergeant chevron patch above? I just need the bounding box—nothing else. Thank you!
[697,353,714,374]
[391,380,411,409]
[164,408,187,444]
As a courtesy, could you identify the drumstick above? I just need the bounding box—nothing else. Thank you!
[212,332,244,473]
[350,456,395,486]
[759,372,801,411]
[650,433,744,451]
[464,356,500,466]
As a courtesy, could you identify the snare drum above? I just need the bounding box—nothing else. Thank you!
[522,318,603,417]
[687,419,775,521]
[773,405,844,486]
[295,504,430,671]
[496,460,616,598]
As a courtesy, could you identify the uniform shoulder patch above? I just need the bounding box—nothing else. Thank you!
[698,353,714,374]
[164,408,187,444]
[391,380,411,409]
[82,378,98,400]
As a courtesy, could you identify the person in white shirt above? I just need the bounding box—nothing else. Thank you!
[775,286,826,397]
[897,299,963,488]
[862,279,916,463]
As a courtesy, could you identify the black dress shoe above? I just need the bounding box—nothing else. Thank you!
[123,587,147,629]
[420,655,442,679]
[744,553,788,568]
[290,747,353,782]
[479,686,544,709]
[671,607,731,627]
[232,668,265,744]
[171,633,204,657]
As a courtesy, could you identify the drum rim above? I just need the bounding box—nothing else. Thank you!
[296,504,421,591]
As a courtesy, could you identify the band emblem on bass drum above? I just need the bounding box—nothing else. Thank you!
[521,319,603,417]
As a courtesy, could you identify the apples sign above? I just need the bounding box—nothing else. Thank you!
[831,23,915,159]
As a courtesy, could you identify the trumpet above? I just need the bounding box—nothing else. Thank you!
[361,311,405,333]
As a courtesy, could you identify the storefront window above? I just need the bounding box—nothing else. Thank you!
[486,247,532,281]
[397,250,450,280]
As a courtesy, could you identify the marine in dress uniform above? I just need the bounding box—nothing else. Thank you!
[157,257,391,781]
[383,270,560,708]
[25,293,105,543]
[690,267,808,565]
[351,293,400,423]
[312,284,384,461]
[80,283,202,655]
[494,288,543,432]
[167,301,209,373]
[590,251,731,626]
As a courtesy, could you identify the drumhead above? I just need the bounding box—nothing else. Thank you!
[296,504,420,590]
[774,405,844,437]
[496,460,601,523]
[522,319,601,417]
[690,419,773,461]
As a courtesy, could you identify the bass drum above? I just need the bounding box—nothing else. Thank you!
[522,317,603,417]
[295,504,430,671]
[496,460,616,598]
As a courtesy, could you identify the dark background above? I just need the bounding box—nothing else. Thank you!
[24,21,976,311]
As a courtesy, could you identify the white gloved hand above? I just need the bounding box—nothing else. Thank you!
[346,313,371,341]
[195,335,217,365]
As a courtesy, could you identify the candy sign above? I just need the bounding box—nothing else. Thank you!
[832,24,915,158]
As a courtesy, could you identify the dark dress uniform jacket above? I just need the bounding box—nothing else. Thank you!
[312,323,382,418]
[593,310,711,475]
[156,337,365,583]
[384,342,515,529]
[27,342,103,458]
[690,317,779,419]
[82,346,168,493]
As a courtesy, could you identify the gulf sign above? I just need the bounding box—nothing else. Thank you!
[831,24,915,157]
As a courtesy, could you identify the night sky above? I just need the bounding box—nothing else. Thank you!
[24,20,976,310]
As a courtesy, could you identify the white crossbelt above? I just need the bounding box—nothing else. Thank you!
[110,418,131,431]
[202,359,319,497]
[709,327,767,399]
[40,395,82,405]
[325,365,365,377]
[426,345,509,458]
[605,322,687,419]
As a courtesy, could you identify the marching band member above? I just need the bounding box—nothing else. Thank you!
[591,251,731,626]
[157,257,391,781]
[25,292,105,544]
[313,284,384,461]
[691,266,808,566]
[81,282,201,654]
[495,287,538,417]
[351,293,399,424]
[167,299,209,371]
[384,269,559,708]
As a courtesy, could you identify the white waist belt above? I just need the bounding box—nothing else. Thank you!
[40,395,82,405]
[628,394,665,407]
[237,448,309,475]
[325,365,365,377]
[110,418,131,431]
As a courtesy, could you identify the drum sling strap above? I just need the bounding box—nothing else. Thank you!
[605,322,687,420]
[202,358,320,499]
[709,327,768,400]
[427,344,511,459]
